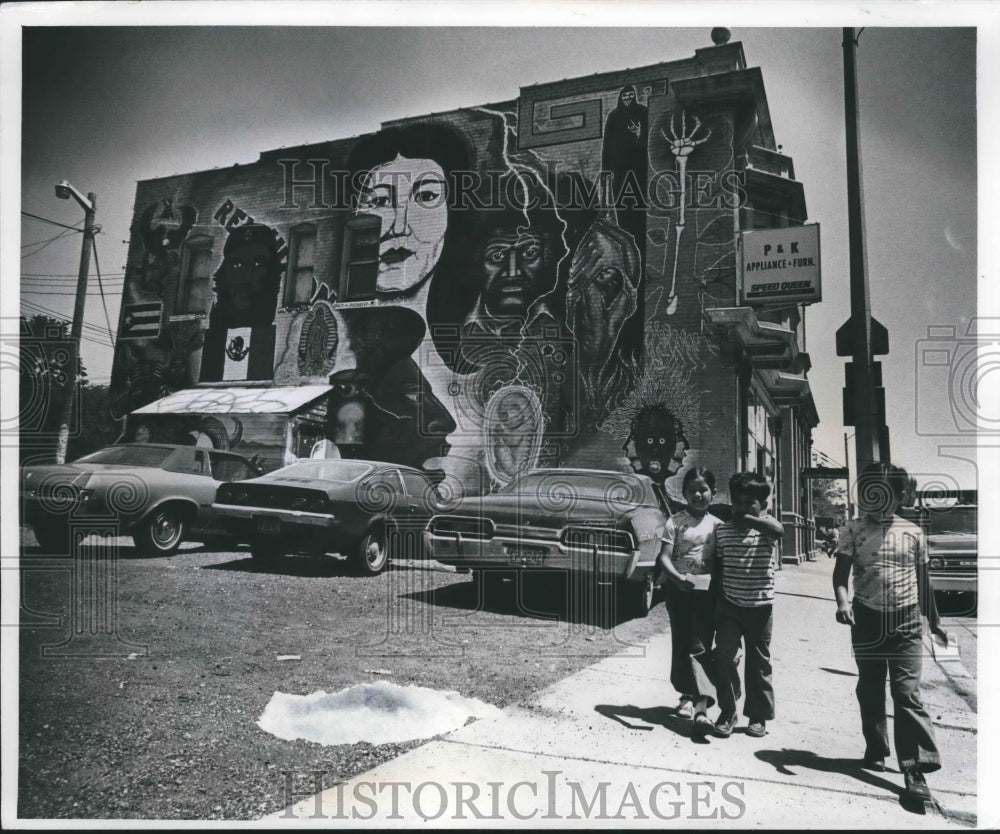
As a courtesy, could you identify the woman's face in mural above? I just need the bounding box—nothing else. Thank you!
[220,241,273,316]
[480,228,551,319]
[357,154,448,295]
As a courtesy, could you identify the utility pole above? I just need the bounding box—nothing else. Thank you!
[844,431,855,518]
[837,28,888,478]
[54,184,97,464]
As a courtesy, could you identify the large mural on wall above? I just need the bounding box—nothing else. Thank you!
[111,76,747,492]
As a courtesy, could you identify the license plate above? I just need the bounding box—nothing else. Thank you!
[255,515,280,535]
[504,544,547,566]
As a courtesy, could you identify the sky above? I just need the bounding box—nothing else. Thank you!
[4,1,996,492]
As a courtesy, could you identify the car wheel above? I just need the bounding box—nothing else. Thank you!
[352,522,389,575]
[251,538,283,565]
[618,572,655,619]
[134,506,187,557]
[33,523,68,555]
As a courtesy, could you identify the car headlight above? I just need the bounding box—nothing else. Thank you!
[78,488,94,502]
[929,557,942,569]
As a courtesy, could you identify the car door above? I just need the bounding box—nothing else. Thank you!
[399,470,437,559]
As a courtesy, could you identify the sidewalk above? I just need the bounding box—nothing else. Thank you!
[266,559,978,828]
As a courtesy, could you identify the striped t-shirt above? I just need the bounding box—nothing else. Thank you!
[717,520,780,607]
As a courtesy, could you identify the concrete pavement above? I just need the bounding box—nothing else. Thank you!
[266,558,978,828]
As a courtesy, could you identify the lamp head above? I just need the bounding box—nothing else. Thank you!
[54,181,72,200]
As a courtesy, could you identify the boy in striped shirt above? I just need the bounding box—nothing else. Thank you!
[712,472,784,738]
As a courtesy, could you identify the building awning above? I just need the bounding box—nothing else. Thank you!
[131,385,333,416]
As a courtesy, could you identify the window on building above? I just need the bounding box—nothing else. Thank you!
[285,224,317,306]
[177,235,213,314]
[339,214,381,302]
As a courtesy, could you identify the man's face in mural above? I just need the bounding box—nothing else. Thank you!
[620,89,636,108]
[480,227,552,319]
[357,155,448,295]
[220,241,272,317]
[368,356,456,468]
[632,409,688,480]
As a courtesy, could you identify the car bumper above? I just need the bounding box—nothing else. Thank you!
[423,531,654,582]
[930,572,977,593]
[212,503,347,548]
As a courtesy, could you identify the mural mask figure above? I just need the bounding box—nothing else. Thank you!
[626,405,689,485]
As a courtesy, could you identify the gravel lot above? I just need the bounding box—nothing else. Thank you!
[17,531,664,820]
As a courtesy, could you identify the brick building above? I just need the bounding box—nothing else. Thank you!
[110,32,820,560]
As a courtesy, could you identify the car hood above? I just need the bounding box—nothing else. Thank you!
[928,532,977,553]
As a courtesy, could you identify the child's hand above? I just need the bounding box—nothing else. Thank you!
[671,574,695,591]
[835,602,854,626]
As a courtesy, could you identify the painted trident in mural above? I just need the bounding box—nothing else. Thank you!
[659,111,712,315]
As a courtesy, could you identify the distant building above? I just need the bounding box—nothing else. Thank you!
[110,33,820,560]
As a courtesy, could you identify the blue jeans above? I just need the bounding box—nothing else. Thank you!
[851,602,941,772]
[664,585,717,711]
[715,596,774,721]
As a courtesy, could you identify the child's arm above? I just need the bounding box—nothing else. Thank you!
[742,512,783,539]
[914,531,946,639]
[832,554,854,625]
[655,518,693,589]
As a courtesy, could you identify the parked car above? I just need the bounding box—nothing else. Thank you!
[21,443,259,556]
[423,468,669,617]
[212,459,442,574]
[905,505,977,599]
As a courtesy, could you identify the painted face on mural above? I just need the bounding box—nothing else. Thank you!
[480,228,552,319]
[631,408,689,480]
[218,241,273,319]
[357,155,448,295]
[367,356,456,468]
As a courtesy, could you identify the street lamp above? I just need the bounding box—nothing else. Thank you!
[53,180,97,464]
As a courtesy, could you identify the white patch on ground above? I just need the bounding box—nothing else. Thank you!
[257,681,502,746]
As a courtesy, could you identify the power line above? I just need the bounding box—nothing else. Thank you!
[92,237,117,351]
[22,271,126,278]
[21,226,81,259]
[21,210,86,232]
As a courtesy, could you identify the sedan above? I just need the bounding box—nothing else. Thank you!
[21,443,259,556]
[423,468,669,616]
[212,459,442,574]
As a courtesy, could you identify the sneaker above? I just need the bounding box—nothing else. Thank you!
[746,719,766,738]
[862,755,886,772]
[677,697,694,719]
[692,714,714,738]
[714,712,738,738]
[904,769,931,801]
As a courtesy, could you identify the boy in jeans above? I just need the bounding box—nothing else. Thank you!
[713,472,784,738]
[833,462,944,802]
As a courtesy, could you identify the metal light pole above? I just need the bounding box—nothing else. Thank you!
[53,181,97,464]
[837,27,891,477]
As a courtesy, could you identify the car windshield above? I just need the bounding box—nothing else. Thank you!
[927,507,977,535]
[269,460,374,483]
[501,471,650,504]
[73,445,175,467]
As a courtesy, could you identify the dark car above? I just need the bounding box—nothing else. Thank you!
[423,468,669,616]
[212,459,442,574]
[21,444,259,556]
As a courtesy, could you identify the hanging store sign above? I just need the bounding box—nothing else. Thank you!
[739,224,821,305]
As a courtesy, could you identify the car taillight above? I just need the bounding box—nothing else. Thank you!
[561,527,635,553]
[227,489,248,505]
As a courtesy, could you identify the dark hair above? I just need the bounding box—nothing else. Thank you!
[346,122,477,366]
[859,461,909,499]
[729,471,770,502]
[682,466,716,494]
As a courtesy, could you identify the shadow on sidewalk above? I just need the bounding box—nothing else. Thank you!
[595,704,707,742]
